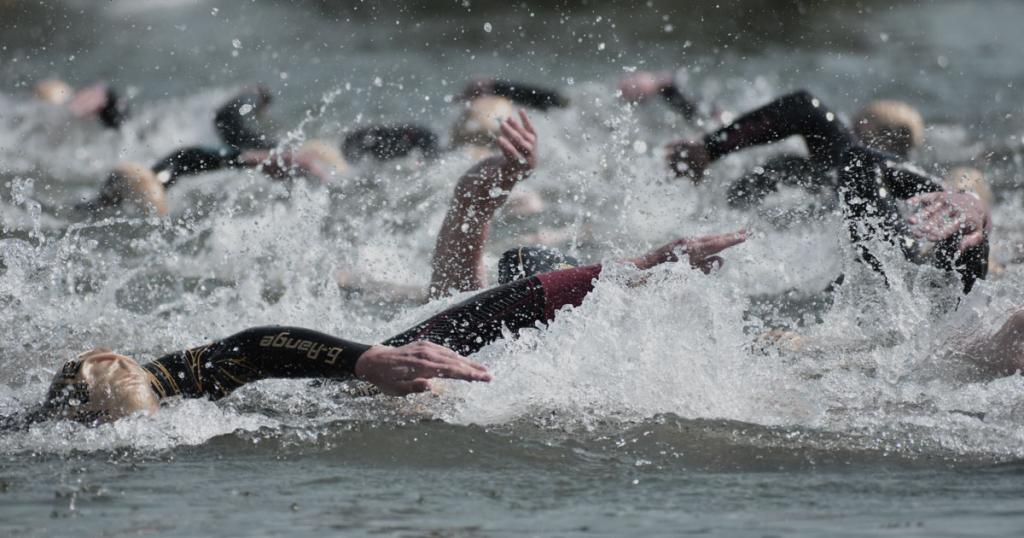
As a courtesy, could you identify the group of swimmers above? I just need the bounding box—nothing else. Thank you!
[8,68,1022,428]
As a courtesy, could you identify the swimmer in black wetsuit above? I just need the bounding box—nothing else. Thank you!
[36,79,132,129]
[619,70,706,121]
[665,90,990,294]
[337,77,568,165]
[15,229,744,427]
[62,87,346,217]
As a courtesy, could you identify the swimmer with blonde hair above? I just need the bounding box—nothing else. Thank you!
[667,90,989,294]
[11,227,744,428]
[35,78,132,129]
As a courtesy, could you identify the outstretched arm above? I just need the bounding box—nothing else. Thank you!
[429,110,538,299]
[667,90,857,180]
[214,85,277,151]
[619,71,699,120]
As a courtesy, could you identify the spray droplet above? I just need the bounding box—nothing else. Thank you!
[232,39,242,49]
[238,104,253,116]
[597,42,606,51]
[483,22,492,32]
[633,140,648,154]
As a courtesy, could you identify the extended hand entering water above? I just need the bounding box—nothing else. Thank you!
[908,191,990,251]
[630,229,748,273]
[355,341,492,395]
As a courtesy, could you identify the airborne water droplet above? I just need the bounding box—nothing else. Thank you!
[483,22,492,32]
[232,39,242,49]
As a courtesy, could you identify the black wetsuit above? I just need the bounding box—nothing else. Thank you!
[658,83,699,120]
[472,79,570,110]
[700,90,988,293]
[214,87,277,152]
[342,124,440,162]
[98,86,131,129]
[142,265,602,401]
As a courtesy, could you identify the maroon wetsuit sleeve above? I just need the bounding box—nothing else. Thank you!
[384,265,604,356]
[536,264,603,321]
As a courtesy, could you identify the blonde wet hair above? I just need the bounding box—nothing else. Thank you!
[35,78,74,105]
[852,100,925,157]
[100,162,169,216]
[451,95,514,149]
[944,166,992,206]
[43,349,159,423]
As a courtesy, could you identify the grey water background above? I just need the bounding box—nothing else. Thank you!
[2,0,1024,536]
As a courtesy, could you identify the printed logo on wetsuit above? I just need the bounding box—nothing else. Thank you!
[259,332,346,364]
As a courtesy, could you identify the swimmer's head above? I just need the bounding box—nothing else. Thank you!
[498,246,580,284]
[35,79,74,105]
[299,139,349,178]
[852,100,925,157]
[42,349,159,423]
[944,166,992,206]
[451,96,514,149]
[99,163,169,216]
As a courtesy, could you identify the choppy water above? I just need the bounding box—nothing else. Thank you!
[2,0,1024,536]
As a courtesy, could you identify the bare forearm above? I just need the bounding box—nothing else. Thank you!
[430,158,510,297]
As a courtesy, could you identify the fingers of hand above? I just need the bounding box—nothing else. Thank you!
[688,231,747,258]
[500,120,533,156]
[497,137,525,163]
[518,110,536,136]
[960,230,986,251]
[697,255,724,274]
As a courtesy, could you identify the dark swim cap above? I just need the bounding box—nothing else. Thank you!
[498,246,579,284]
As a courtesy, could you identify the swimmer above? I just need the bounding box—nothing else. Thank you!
[340,77,567,165]
[13,229,745,427]
[667,90,989,293]
[35,78,131,129]
[662,90,925,208]
[618,70,705,121]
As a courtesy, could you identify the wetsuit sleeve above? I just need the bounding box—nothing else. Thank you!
[144,326,372,400]
[704,90,856,168]
[151,146,241,187]
[659,84,699,120]
[342,125,440,162]
[214,88,277,151]
[98,86,130,129]
[490,80,570,110]
[384,264,602,355]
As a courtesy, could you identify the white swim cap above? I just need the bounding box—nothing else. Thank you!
[43,349,159,423]
[100,162,169,216]
[451,96,514,149]
[35,79,74,105]
[852,100,925,157]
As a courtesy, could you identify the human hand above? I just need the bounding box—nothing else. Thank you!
[908,191,989,251]
[666,139,710,182]
[497,110,538,178]
[631,229,748,272]
[354,341,492,396]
